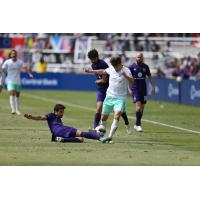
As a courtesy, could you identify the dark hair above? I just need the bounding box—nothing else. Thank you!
[9,49,17,58]
[110,55,121,67]
[87,49,99,59]
[54,104,66,112]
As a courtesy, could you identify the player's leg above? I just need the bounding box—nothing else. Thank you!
[121,103,131,134]
[93,91,106,128]
[15,86,21,115]
[7,83,16,114]
[76,130,101,140]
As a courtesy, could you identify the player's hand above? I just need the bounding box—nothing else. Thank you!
[24,114,32,119]
[84,68,91,73]
[29,74,34,79]
[151,87,155,95]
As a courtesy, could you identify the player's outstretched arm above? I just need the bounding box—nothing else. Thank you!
[84,68,106,75]
[24,114,47,121]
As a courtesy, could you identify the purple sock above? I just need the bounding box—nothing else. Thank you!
[136,111,142,126]
[94,113,101,128]
[81,132,100,140]
[62,137,83,143]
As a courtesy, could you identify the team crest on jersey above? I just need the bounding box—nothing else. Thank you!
[138,72,143,77]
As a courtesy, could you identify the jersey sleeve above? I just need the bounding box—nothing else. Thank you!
[146,65,151,77]
[45,113,54,120]
[1,60,8,71]
[122,67,132,77]
[105,67,111,75]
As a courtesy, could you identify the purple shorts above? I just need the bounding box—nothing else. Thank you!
[132,93,147,104]
[96,91,106,102]
[53,126,77,138]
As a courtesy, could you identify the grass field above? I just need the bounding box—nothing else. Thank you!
[0,90,200,166]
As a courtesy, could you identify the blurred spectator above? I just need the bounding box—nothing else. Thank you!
[36,56,47,73]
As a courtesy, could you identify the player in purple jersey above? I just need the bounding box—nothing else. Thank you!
[87,49,131,134]
[24,104,103,143]
[128,53,155,132]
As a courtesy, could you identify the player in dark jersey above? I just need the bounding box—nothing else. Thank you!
[87,49,131,134]
[24,104,103,143]
[128,53,155,132]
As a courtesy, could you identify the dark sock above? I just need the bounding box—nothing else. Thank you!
[94,113,101,128]
[136,111,142,126]
[62,137,83,143]
[81,131,100,140]
[121,112,129,125]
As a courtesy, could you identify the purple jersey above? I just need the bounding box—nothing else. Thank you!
[45,113,77,138]
[91,59,109,92]
[129,63,151,96]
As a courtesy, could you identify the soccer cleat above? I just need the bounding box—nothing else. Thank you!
[134,125,143,132]
[99,136,112,143]
[55,137,64,142]
[125,124,132,134]
[16,110,21,115]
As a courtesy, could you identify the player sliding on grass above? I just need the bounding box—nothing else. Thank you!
[85,55,134,143]
[24,104,104,143]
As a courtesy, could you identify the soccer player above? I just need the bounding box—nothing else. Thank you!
[85,55,134,143]
[1,49,33,115]
[128,52,155,132]
[87,49,131,134]
[24,104,103,143]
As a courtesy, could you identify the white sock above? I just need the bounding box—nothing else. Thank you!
[15,97,20,111]
[10,96,15,112]
[108,119,119,138]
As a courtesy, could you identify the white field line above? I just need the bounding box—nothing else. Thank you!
[23,93,200,134]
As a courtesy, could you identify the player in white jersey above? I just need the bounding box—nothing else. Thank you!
[1,50,33,115]
[85,55,134,143]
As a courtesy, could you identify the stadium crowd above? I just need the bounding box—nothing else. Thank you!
[0,33,200,80]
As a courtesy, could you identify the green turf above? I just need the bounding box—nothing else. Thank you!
[0,90,200,165]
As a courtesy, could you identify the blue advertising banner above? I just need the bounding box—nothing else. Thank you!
[147,78,180,103]
[181,80,200,106]
[21,73,200,106]
[21,72,96,91]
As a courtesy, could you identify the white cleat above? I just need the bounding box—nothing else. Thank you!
[125,124,132,134]
[55,137,64,142]
[134,125,143,132]
[16,110,21,115]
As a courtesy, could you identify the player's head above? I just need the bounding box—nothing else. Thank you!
[88,49,99,64]
[54,104,66,118]
[10,49,17,61]
[110,55,122,72]
[136,53,143,64]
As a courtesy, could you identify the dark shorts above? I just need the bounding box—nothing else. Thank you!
[132,93,147,104]
[96,91,106,102]
[53,126,77,138]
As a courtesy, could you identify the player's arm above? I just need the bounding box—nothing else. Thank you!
[21,66,34,79]
[95,74,108,84]
[121,67,134,83]
[24,114,47,121]
[128,84,132,95]
[85,68,107,75]
[149,76,155,95]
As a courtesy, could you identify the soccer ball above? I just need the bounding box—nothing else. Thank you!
[95,124,106,136]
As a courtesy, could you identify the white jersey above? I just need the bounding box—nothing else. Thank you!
[2,59,24,84]
[105,66,132,99]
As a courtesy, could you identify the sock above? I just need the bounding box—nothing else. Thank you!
[62,137,83,143]
[93,113,101,128]
[81,132,100,140]
[121,112,129,125]
[136,111,142,126]
[10,96,15,112]
[15,97,20,112]
[108,119,119,138]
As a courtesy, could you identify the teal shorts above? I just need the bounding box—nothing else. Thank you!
[102,96,126,115]
[7,83,21,92]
